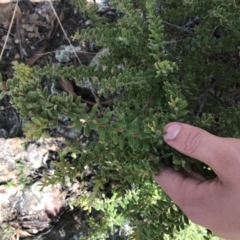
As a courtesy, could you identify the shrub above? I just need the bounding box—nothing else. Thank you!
[2,0,239,239]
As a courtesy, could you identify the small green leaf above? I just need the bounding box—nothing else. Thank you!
[27,91,37,99]
[84,124,90,137]
[110,133,118,145]
[143,127,153,134]
[173,159,182,165]
[183,214,189,224]
[12,77,18,87]
[114,122,126,128]
[97,118,109,124]
[74,120,82,130]
[142,141,150,152]
[119,135,124,150]
[123,129,134,137]
[98,127,105,140]
[91,104,98,116]
[43,87,48,98]
[104,110,112,120]
[31,117,42,125]
[26,103,33,109]
[119,201,125,209]
[80,114,89,120]
[0,91,6,101]
[76,96,82,105]
[105,125,116,135]
[162,153,172,159]
[47,109,55,119]
[68,94,74,103]
[32,103,39,109]
[6,79,12,88]
[68,111,77,120]
[183,163,191,172]
[128,136,134,149]
[88,121,98,131]
[51,119,58,128]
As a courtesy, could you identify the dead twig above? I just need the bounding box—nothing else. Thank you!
[47,0,104,109]
[25,11,64,66]
[59,78,124,106]
[25,42,49,66]
[203,70,234,93]
[0,1,19,61]
[162,21,194,34]
[15,11,25,60]
[47,0,81,65]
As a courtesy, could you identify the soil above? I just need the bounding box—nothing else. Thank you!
[0,0,102,137]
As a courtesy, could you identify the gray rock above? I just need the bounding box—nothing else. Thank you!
[55,45,81,63]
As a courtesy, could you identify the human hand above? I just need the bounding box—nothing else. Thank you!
[153,122,240,240]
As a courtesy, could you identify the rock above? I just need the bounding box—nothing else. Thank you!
[55,45,81,63]
[75,48,110,92]
[0,108,22,138]
[0,137,70,238]
[28,13,39,22]
[15,182,66,224]
[87,0,112,13]
[90,47,110,67]
[14,53,21,60]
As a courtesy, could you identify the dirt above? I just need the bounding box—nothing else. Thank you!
[0,0,99,137]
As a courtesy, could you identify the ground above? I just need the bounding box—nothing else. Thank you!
[0,0,96,138]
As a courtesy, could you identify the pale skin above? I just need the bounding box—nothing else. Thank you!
[153,122,240,240]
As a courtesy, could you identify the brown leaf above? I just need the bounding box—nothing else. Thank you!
[58,78,78,99]
[2,81,7,90]
[25,42,49,66]
[14,228,33,239]
[25,11,64,66]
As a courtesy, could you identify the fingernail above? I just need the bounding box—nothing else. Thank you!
[164,124,181,141]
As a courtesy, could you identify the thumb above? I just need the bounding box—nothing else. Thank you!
[153,122,225,216]
[161,122,239,182]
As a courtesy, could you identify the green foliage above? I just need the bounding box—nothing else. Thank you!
[3,0,240,239]
[3,160,31,190]
[0,224,15,240]
[16,160,31,189]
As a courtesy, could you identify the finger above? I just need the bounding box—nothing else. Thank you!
[163,122,240,182]
[188,170,205,181]
[153,168,220,227]
[153,167,204,207]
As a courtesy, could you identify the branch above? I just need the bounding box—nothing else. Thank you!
[162,21,193,34]
[203,70,234,93]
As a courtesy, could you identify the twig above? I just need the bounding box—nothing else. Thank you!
[0,27,14,37]
[141,95,153,114]
[203,70,234,93]
[25,42,49,66]
[207,91,224,105]
[47,0,82,65]
[81,92,125,106]
[33,50,97,56]
[0,0,19,61]
[25,12,64,66]
[162,21,193,34]
[183,16,199,29]
[233,0,237,7]
[232,88,240,97]
[16,11,25,60]
[47,0,102,110]
[196,94,206,117]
